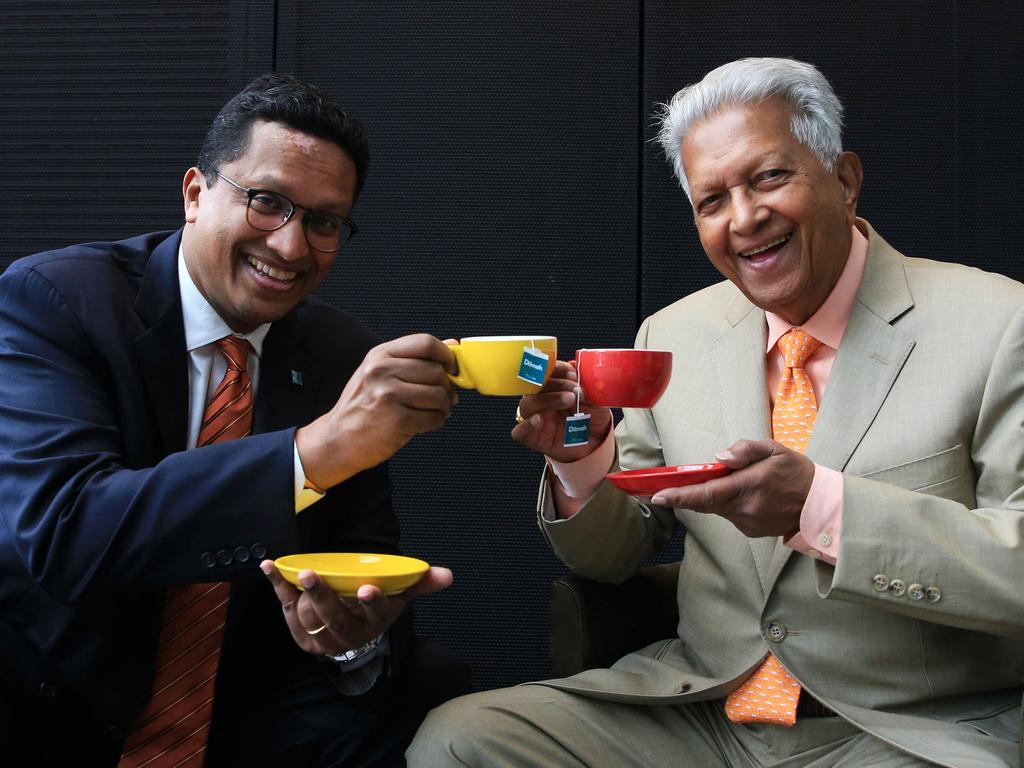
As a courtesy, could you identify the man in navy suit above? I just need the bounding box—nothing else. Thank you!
[0,73,467,767]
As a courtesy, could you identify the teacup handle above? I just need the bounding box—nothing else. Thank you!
[446,344,475,389]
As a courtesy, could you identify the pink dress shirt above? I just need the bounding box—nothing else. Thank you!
[549,226,871,565]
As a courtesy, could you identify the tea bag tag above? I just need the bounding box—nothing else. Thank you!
[563,413,591,447]
[517,344,549,386]
[563,386,590,447]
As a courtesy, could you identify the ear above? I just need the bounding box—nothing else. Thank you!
[834,151,863,226]
[182,167,204,223]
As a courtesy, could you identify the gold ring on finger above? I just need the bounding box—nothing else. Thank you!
[306,624,328,636]
[515,405,526,425]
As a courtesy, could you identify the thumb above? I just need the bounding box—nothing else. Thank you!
[714,438,776,469]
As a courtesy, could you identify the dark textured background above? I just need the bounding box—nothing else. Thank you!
[2,1,1021,691]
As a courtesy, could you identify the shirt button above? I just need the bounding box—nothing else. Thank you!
[925,586,942,603]
[762,621,788,643]
[908,583,925,601]
[888,578,907,597]
[872,574,890,592]
[817,532,833,547]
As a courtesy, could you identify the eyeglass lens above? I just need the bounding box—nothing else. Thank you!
[246,191,351,252]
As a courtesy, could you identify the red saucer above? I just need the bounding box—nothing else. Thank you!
[606,462,731,495]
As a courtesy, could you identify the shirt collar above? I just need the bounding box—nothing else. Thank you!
[177,246,271,355]
[765,225,868,353]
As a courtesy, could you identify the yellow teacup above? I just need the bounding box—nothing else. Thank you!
[447,336,557,395]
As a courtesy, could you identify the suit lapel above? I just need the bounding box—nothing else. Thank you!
[254,311,323,435]
[763,222,917,593]
[711,291,776,595]
[133,232,189,455]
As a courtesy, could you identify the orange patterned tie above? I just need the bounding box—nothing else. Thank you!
[725,327,821,726]
[119,336,253,768]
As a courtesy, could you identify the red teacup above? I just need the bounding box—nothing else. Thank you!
[571,348,672,408]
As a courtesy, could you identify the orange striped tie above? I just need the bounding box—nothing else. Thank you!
[725,328,821,727]
[119,336,253,767]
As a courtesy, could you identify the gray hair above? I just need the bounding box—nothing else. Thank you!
[656,58,844,201]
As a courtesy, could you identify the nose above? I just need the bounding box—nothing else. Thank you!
[729,189,769,236]
[263,215,309,262]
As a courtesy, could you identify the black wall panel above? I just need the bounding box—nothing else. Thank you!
[278,0,642,690]
[0,0,274,270]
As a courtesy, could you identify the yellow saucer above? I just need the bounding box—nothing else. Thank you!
[274,553,429,597]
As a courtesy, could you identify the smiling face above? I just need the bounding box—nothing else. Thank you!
[681,98,862,325]
[181,120,358,333]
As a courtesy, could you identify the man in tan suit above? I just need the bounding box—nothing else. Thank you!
[409,58,1024,767]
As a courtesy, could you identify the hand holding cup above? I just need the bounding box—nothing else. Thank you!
[512,359,614,462]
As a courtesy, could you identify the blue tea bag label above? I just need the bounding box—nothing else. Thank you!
[563,413,591,447]
[517,346,549,386]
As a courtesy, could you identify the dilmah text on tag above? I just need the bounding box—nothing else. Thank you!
[563,413,591,448]
[517,346,549,386]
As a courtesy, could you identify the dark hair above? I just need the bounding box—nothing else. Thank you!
[197,73,370,196]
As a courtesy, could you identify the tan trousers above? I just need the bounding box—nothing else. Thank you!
[407,683,939,768]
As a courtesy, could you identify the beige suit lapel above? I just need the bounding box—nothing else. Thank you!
[711,290,777,595]
[763,222,917,592]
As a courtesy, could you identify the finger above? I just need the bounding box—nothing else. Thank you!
[381,332,450,360]
[260,560,311,636]
[715,439,777,468]
[297,569,355,632]
[552,360,578,381]
[353,584,405,630]
[297,595,343,643]
[651,476,738,511]
[404,566,454,597]
[384,380,457,413]
[383,356,459,388]
[511,409,562,443]
[399,404,454,437]
[518,391,577,419]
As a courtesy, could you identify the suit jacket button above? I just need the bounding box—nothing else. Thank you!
[762,622,787,643]
[250,543,267,560]
[200,552,217,568]
[872,574,889,592]
[888,578,906,597]
[907,583,925,600]
[925,586,942,603]
[233,546,251,563]
[216,549,233,566]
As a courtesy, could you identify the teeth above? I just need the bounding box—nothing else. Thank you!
[248,255,296,282]
[741,234,790,257]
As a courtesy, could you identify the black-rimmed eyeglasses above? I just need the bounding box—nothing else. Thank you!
[213,170,358,253]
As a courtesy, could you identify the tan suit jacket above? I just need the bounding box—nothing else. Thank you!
[537,221,1024,767]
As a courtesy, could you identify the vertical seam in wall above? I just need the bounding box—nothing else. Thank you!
[636,0,645,330]
[952,0,959,262]
[271,0,279,69]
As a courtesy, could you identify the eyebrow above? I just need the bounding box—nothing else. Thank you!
[247,178,350,214]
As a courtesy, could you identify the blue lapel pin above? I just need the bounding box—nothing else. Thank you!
[290,370,303,386]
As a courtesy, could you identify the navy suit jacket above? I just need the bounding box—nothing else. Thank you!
[0,230,401,757]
